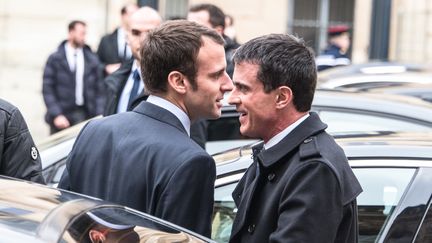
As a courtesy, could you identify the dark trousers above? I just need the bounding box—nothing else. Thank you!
[50,106,89,134]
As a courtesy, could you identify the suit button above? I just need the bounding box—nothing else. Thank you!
[248,224,255,234]
[267,173,276,182]
[303,138,313,143]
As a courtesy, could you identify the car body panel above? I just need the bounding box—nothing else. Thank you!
[0,176,213,242]
[212,132,432,243]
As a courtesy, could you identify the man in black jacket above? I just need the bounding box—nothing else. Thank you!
[103,7,162,116]
[97,3,138,76]
[43,20,104,134]
[228,34,362,243]
[0,99,45,184]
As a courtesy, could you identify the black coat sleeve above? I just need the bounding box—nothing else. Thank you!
[42,55,63,119]
[1,107,45,184]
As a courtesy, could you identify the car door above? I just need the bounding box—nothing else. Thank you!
[212,161,431,243]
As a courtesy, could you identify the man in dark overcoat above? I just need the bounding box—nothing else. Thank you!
[228,34,363,243]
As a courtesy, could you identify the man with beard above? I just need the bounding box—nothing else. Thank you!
[43,20,104,133]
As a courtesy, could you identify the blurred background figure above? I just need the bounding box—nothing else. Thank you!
[224,14,239,46]
[103,7,162,116]
[42,20,104,134]
[0,98,45,184]
[187,3,239,78]
[97,3,139,76]
[316,25,351,71]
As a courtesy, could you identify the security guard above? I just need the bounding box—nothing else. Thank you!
[316,25,351,71]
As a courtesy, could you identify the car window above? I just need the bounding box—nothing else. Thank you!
[42,159,67,187]
[61,207,205,243]
[353,168,415,243]
[319,111,432,133]
[212,183,237,242]
[413,196,432,242]
[213,167,415,243]
[206,115,256,155]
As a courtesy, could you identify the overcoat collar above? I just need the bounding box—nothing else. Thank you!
[256,112,327,167]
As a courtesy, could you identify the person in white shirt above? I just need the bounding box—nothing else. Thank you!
[97,3,139,75]
[43,20,104,134]
[103,6,162,115]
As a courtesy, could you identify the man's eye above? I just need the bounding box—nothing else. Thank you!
[131,30,141,36]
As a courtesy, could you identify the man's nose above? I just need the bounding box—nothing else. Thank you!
[227,91,240,105]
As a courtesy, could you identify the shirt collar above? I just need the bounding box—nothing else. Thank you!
[132,61,141,77]
[264,113,310,150]
[146,95,191,136]
[65,42,83,54]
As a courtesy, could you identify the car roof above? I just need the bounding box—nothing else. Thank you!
[223,89,432,123]
[314,89,432,122]
[318,62,432,81]
[214,131,432,176]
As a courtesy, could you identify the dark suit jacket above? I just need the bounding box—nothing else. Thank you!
[58,101,216,237]
[230,112,363,243]
[42,41,104,126]
[97,28,123,66]
[103,59,134,116]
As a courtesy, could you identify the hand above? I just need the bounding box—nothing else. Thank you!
[53,115,70,129]
[105,63,121,74]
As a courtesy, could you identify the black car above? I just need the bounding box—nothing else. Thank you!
[40,90,432,186]
[211,131,432,243]
[0,176,213,242]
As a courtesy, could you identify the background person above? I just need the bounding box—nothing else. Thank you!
[103,7,162,116]
[0,98,45,184]
[228,33,362,242]
[316,24,351,71]
[42,20,104,134]
[97,3,139,76]
[58,20,233,237]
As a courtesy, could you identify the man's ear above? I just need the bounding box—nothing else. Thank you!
[167,71,187,94]
[89,229,106,243]
[214,25,224,36]
[275,86,293,109]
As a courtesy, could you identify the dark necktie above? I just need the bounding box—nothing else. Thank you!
[127,69,141,111]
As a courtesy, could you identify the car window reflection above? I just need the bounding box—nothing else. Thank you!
[62,207,205,243]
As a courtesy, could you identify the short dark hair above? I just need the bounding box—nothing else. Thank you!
[121,3,137,15]
[140,20,224,94]
[189,3,225,29]
[68,20,86,32]
[233,34,317,112]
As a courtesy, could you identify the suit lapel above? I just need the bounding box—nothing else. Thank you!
[132,101,188,135]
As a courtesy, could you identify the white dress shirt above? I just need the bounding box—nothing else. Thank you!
[264,113,310,150]
[65,42,84,106]
[146,95,191,136]
[117,27,132,59]
[116,61,144,113]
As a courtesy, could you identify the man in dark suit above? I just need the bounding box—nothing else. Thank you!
[103,6,162,116]
[43,20,104,134]
[97,3,138,75]
[58,20,233,237]
[228,34,362,242]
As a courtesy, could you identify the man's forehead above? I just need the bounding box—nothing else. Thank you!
[187,10,212,28]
